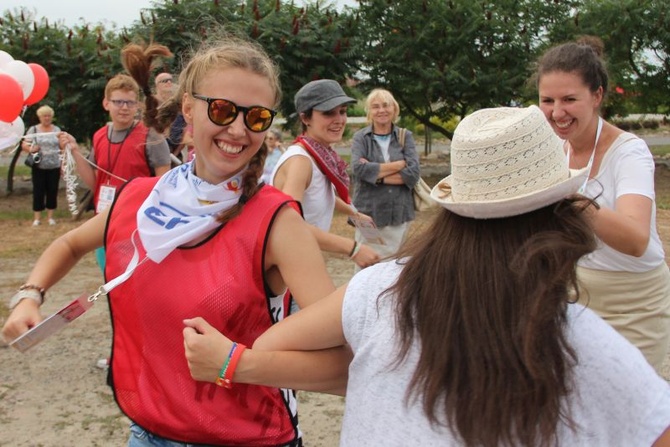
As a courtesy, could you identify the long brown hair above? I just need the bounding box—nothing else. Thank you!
[388,198,596,446]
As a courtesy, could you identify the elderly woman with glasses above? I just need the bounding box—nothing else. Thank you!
[350,88,421,269]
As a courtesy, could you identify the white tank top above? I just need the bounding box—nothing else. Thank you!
[271,144,336,231]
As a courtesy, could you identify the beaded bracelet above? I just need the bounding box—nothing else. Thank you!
[9,284,46,309]
[215,342,248,389]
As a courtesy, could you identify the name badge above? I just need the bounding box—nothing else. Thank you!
[96,185,117,214]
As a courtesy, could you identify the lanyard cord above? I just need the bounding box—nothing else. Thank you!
[104,123,136,183]
[89,229,148,302]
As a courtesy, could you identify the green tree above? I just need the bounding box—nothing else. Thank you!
[3,0,669,150]
[0,8,125,141]
[0,8,128,192]
[354,0,579,140]
[128,0,361,131]
[570,0,670,115]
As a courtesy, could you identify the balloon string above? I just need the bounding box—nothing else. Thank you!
[0,142,20,156]
[4,132,126,214]
[61,143,79,216]
[22,131,126,181]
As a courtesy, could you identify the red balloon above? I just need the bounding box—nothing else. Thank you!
[0,73,24,122]
[24,63,49,106]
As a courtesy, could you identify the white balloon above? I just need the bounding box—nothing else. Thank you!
[0,50,14,68]
[0,116,25,151]
[2,60,35,101]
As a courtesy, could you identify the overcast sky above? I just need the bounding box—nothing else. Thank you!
[2,0,154,28]
[2,0,355,29]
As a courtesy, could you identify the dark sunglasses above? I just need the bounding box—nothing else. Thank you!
[192,94,277,132]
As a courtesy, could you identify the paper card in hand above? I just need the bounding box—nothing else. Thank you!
[9,293,94,352]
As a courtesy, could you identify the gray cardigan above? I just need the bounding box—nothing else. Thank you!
[351,125,421,228]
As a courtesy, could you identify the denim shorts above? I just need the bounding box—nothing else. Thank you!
[127,422,303,447]
[128,423,194,447]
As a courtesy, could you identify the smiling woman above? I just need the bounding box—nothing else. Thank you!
[536,35,670,374]
[350,88,421,267]
[2,35,338,447]
[270,79,382,275]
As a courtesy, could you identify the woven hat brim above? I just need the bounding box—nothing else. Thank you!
[430,167,589,219]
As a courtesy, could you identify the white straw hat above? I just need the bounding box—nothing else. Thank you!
[430,105,588,219]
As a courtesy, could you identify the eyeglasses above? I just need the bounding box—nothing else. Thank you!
[109,99,138,108]
[192,94,276,132]
[157,78,173,84]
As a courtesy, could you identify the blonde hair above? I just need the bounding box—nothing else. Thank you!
[36,105,54,118]
[156,35,282,225]
[181,40,280,110]
[104,74,140,99]
[365,88,400,124]
[155,36,281,133]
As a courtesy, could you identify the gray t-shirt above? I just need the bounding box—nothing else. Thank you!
[342,260,670,446]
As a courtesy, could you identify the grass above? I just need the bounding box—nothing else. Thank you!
[651,145,670,157]
[0,165,32,178]
[0,201,73,221]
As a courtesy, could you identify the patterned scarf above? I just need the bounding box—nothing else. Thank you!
[296,135,351,203]
[136,161,244,262]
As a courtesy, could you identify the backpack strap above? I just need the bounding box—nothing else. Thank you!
[397,127,406,148]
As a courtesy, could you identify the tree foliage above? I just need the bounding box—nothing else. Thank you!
[0,0,669,143]
[354,0,579,139]
[128,0,361,130]
[567,0,670,115]
[0,8,124,141]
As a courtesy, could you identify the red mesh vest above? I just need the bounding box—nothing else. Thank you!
[105,177,301,446]
[92,123,151,211]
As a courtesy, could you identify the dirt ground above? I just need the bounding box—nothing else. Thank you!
[1,170,669,446]
[0,183,432,447]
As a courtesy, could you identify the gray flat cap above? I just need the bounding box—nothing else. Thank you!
[294,79,356,114]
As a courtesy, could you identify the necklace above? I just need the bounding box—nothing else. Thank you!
[565,117,603,194]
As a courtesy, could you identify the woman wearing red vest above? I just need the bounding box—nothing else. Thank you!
[2,36,343,446]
